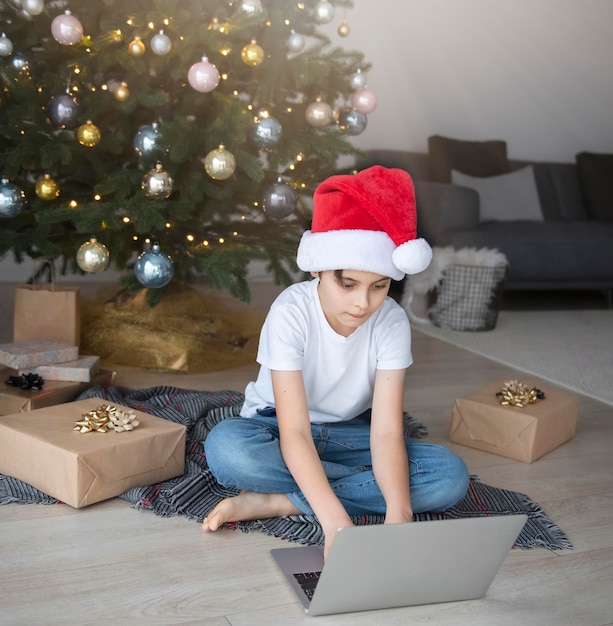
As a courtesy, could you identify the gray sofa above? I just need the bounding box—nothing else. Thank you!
[359,139,613,300]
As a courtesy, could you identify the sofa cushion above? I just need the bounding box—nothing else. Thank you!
[428,135,509,183]
[576,152,613,221]
[451,166,544,222]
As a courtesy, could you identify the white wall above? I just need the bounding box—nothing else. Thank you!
[330,0,613,161]
[2,0,611,281]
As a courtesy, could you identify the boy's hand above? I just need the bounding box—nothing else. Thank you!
[323,518,354,561]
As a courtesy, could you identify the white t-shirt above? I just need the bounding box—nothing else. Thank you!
[241,278,412,423]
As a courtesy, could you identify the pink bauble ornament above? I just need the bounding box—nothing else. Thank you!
[51,10,83,46]
[350,87,377,114]
[188,56,220,93]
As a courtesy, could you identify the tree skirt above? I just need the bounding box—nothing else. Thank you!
[0,385,572,551]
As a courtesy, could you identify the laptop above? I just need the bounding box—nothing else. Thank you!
[271,514,527,616]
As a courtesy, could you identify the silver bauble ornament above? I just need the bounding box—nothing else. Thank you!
[262,181,297,219]
[349,69,367,90]
[150,30,171,56]
[22,0,44,15]
[134,243,174,288]
[11,52,30,71]
[76,236,110,273]
[305,99,334,128]
[133,123,162,161]
[0,33,14,57]
[142,163,174,199]
[287,29,305,53]
[337,106,367,135]
[204,145,236,180]
[314,0,335,24]
[248,113,283,150]
[0,178,27,219]
[239,0,263,16]
[47,93,81,129]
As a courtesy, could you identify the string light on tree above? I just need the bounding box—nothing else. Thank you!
[51,10,84,46]
[76,236,110,273]
[34,174,60,201]
[187,56,220,92]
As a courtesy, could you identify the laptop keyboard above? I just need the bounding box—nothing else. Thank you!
[293,571,321,600]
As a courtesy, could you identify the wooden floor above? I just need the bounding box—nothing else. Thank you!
[1,289,612,624]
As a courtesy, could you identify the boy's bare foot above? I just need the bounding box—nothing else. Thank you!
[202,491,301,531]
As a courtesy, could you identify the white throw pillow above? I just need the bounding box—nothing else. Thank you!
[451,166,544,222]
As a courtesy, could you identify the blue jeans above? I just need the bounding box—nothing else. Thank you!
[204,412,470,517]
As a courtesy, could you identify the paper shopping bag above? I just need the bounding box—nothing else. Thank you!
[13,261,81,347]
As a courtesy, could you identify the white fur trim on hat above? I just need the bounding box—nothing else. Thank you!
[297,229,404,281]
[392,238,433,275]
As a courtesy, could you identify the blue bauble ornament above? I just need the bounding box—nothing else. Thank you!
[133,123,164,163]
[47,93,82,129]
[0,178,27,218]
[248,114,283,150]
[337,106,367,136]
[134,243,174,288]
[262,181,297,219]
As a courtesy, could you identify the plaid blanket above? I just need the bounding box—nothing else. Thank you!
[0,385,572,551]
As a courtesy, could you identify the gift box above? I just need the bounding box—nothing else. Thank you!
[0,339,79,370]
[449,381,579,463]
[0,397,186,508]
[18,355,100,383]
[0,369,115,416]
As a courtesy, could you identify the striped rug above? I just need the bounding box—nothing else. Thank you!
[0,385,571,551]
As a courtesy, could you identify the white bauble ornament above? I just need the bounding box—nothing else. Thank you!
[151,30,171,56]
[239,0,263,16]
[188,56,220,93]
[51,10,83,46]
[22,0,44,15]
[349,69,367,90]
[287,29,305,53]
[314,0,335,24]
[350,87,378,114]
[0,33,13,57]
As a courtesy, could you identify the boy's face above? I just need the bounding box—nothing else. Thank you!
[313,270,391,337]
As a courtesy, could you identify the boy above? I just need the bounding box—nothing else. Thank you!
[203,166,469,558]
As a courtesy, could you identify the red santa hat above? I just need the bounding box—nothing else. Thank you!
[296,165,432,280]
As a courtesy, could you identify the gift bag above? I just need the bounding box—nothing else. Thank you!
[13,261,81,347]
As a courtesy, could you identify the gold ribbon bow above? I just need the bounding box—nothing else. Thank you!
[74,404,140,433]
[496,380,545,408]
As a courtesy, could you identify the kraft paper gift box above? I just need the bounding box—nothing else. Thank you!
[0,397,186,508]
[449,381,578,463]
[18,355,101,383]
[0,339,79,370]
[0,369,115,416]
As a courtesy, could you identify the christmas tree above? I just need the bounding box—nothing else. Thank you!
[0,0,375,304]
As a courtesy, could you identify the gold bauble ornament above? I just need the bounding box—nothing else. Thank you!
[76,236,110,273]
[204,145,236,180]
[337,20,350,37]
[113,81,130,102]
[128,36,145,57]
[77,120,101,147]
[240,40,265,67]
[35,174,60,201]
